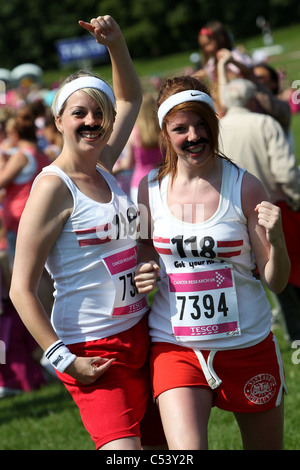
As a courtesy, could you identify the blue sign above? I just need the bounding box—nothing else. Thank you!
[56,36,109,65]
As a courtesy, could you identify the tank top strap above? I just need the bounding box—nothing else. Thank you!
[148,169,162,216]
[34,165,77,193]
[148,160,246,223]
[32,165,79,211]
[97,166,122,196]
[219,159,246,221]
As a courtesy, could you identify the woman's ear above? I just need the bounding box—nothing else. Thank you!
[55,116,63,134]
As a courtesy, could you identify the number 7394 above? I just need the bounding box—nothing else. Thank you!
[177,292,228,320]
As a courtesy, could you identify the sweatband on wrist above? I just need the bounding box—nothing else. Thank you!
[45,340,76,373]
[157,89,215,128]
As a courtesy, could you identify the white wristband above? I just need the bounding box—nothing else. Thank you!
[45,340,76,373]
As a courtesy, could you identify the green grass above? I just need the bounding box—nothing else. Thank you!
[43,23,300,84]
[291,112,300,163]
[0,380,94,450]
[0,325,298,450]
[44,22,300,160]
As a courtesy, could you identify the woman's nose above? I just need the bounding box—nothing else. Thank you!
[188,126,198,141]
[85,112,98,125]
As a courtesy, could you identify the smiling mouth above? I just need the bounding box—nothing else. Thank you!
[187,144,206,154]
[77,125,104,140]
[182,137,209,154]
[80,132,100,139]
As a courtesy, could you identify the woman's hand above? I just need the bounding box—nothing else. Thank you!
[134,261,160,294]
[65,356,115,384]
[255,201,285,247]
[79,15,122,47]
[216,48,232,63]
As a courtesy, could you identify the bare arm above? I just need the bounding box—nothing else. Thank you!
[217,48,252,111]
[79,15,142,172]
[0,150,28,187]
[10,175,114,383]
[134,175,160,294]
[242,172,290,293]
[10,176,71,348]
[113,130,135,174]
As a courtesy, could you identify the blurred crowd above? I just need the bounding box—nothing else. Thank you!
[0,77,62,397]
[0,19,299,399]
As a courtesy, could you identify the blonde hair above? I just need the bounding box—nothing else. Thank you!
[135,93,160,149]
[52,70,116,136]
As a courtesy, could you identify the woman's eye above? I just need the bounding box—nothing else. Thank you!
[73,110,84,116]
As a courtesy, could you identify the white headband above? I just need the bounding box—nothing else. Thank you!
[55,76,116,115]
[157,90,215,128]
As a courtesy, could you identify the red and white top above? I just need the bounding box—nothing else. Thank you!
[148,159,272,350]
[35,165,148,345]
[2,147,49,233]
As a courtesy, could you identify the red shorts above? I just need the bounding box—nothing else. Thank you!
[56,315,165,449]
[150,332,287,413]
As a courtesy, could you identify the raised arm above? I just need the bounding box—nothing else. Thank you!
[79,15,142,171]
[134,175,160,294]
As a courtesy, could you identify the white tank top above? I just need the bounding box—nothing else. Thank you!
[148,159,271,350]
[36,165,149,344]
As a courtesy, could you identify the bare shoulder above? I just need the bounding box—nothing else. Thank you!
[27,172,73,221]
[241,171,269,218]
[33,171,71,197]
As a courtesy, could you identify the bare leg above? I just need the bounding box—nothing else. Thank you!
[157,386,213,450]
[234,398,284,450]
[100,436,141,450]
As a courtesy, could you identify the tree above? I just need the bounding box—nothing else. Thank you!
[0,0,299,71]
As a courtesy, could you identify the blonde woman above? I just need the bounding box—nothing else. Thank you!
[10,15,164,450]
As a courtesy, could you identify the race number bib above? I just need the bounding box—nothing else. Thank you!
[103,245,148,317]
[168,264,241,341]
